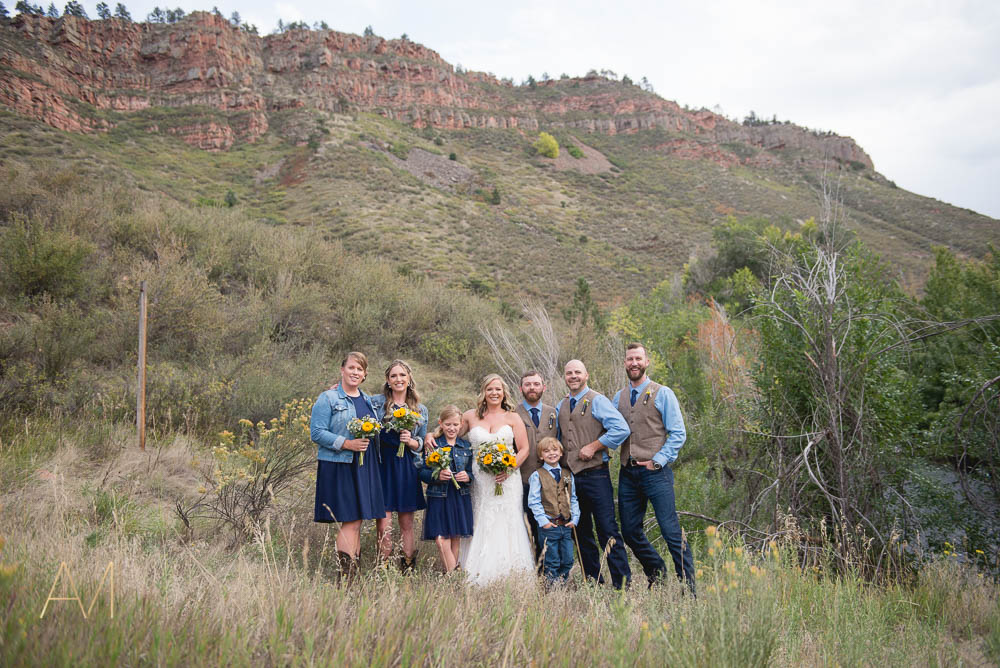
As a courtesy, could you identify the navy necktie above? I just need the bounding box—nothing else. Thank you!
[569,398,577,413]
[551,468,561,483]
[631,389,638,406]
[530,407,540,428]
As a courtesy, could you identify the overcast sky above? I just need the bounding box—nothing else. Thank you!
[78,1,1000,219]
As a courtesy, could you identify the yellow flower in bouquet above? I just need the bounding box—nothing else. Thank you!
[476,439,516,495]
[347,416,382,466]
[425,446,460,489]
[385,406,424,457]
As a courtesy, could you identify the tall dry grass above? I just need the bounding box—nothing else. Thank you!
[1,424,997,666]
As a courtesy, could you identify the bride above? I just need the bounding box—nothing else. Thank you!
[458,374,536,585]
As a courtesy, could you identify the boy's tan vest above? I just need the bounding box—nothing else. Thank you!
[557,389,605,474]
[515,402,559,484]
[538,468,573,521]
[617,380,668,463]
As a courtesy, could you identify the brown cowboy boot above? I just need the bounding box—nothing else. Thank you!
[337,550,358,583]
[398,552,416,574]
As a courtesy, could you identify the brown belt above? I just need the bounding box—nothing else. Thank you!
[549,517,570,526]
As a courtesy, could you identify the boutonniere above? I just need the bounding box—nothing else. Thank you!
[581,399,590,415]
[642,389,652,406]
[547,413,555,429]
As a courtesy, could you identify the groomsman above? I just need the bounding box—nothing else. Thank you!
[612,343,695,593]
[515,370,559,562]
[556,359,632,589]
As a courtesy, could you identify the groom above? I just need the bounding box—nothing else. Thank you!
[515,370,559,562]
[556,359,632,589]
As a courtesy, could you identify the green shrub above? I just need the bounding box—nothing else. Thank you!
[566,143,584,159]
[0,216,93,299]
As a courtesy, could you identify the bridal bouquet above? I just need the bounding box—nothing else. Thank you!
[347,416,382,466]
[385,406,423,457]
[425,446,460,489]
[476,440,517,496]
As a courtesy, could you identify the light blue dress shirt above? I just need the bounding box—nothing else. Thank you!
[527,463,581,527]
[612,377,687,467]
[554,386,630,463]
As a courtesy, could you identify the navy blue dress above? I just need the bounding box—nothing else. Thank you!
[377,403,427,514]
[314,394,385,523]
[420,437,474,540]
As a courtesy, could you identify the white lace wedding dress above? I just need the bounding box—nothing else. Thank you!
[459,424,536,585]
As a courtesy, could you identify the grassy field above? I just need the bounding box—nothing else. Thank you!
[1,104,994,310]
[1,421,997,666]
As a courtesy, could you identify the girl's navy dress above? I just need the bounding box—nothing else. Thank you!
[314,393,385,523]
[373,397,428,514]
[419,435,474,539]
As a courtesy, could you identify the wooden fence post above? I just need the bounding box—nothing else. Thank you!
[137,281,147,451]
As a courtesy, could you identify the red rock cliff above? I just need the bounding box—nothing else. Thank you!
[0,12,873,167]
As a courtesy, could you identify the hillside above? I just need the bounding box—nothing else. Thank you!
[1,11,996,303]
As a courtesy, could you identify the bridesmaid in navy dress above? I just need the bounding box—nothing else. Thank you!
[311,351,384,577]
[371,359,428,571]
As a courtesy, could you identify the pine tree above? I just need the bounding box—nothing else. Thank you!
[0,1,9,18]
[63,0,87,17]
[46,1,56,16]
[113,2,129,20]
[95,1,109,19]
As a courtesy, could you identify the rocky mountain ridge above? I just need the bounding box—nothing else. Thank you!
[1,11,871,166]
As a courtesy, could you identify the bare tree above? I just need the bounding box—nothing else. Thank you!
[479,300,566,401]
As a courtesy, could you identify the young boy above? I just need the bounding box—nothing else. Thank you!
[527,437,581,585]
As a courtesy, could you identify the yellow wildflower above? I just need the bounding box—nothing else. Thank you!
[705,525,717,537]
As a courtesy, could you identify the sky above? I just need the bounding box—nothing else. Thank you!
[71,1,1000,219]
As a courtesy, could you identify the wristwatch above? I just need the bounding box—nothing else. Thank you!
[651,462,662,470]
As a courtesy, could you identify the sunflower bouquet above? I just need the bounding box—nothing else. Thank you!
[347,416,382,466]
[476,440,517,495]
[425,446,460,489]
[385,406,423,457]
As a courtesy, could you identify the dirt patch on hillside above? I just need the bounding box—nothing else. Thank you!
[368,144,475,190]
[553,136,615,174]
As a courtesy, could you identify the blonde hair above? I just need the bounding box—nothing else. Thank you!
[537,436,564,460]
[380,359,421,417]
[475,374,516,419]
[432,404,462,439]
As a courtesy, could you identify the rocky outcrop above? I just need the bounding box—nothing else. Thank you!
[0,12,873,168]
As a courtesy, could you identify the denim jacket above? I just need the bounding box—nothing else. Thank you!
[370,395,429,470]
[418,435,474,497]
[311,387,380,464]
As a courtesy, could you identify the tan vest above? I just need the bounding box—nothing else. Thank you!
[515,402,559,484]
[558,389,606,474]
[617,380,668,462]
[538,468,573,521]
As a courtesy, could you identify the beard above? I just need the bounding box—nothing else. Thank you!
[521,388,543,403]
[626,365,647,381]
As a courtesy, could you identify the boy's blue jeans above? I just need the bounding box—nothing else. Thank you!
[539,524,574,583]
